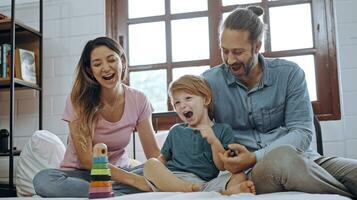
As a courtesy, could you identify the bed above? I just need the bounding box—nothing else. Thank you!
[106,192,352,200]
[6,191,352,200]
[10,131,353,199]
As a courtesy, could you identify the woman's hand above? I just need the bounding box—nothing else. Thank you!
[219,143,256,174]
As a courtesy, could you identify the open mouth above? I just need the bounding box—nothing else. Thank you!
[230,63,243,72]
[183,111,193,119]
[102,73,115,80]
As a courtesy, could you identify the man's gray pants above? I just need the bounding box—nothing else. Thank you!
[251,145,357,198]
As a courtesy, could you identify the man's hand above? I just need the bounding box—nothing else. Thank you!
[219,143,257,173]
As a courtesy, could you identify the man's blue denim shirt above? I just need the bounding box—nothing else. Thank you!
[202,54,320,161]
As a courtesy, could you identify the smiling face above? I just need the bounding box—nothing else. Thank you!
[90,45,124,89]
[220,29,261,82]
[171,90,210,128]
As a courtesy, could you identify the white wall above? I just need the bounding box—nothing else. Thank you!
[0,0,105,148]
[1,0,357,177]
[41,0,105,144]
[0,0,106,181]
[320,0,357,159]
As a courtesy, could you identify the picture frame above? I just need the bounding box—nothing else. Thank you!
[15,48,37,84]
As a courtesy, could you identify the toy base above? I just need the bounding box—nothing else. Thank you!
[89,192,114,199]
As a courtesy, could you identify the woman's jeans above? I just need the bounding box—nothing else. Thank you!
[33,165,144,197]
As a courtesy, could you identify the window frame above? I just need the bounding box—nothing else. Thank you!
[106,0,340,121]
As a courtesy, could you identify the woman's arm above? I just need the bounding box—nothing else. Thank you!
[68,120,93,170]
[136,115,160,159]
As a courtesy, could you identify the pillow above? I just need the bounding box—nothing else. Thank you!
[15,130,65,197]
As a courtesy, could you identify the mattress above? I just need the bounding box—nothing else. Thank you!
[4,191,351,200]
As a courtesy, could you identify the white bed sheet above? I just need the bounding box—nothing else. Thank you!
[4,191,351,200]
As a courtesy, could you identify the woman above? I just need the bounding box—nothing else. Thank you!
[33,37,160,197]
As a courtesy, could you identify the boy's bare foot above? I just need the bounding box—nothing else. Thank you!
[181,183,201,192]
[191,184,202,192]
[222,180,256,195]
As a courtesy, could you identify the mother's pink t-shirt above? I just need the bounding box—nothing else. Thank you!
[60,85,153,169]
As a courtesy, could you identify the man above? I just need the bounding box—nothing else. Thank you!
[202,6,356,198]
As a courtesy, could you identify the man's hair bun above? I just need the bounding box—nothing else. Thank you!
[248,6,264,17]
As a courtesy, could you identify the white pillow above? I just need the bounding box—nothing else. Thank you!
[15,130,65,197]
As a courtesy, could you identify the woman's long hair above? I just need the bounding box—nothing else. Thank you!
[70,37,127,150]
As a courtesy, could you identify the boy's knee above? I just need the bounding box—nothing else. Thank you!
[143,158,160,176]
[144,158,159,167]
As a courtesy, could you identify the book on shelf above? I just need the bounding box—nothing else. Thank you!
[0,45,37,84]
[0,43,11,78]
[0,44,3,77]
[0,13,9,21]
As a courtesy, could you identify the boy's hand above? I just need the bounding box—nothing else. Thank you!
[194,125,217,144]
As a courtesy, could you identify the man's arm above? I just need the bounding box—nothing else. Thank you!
[255,66,314,161]
[220,66,314,174]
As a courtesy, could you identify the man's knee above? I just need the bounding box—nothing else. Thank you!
[252,145,302,178]
[251,145,306,194]
[266,145,301,159]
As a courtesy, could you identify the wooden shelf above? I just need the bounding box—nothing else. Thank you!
[0,78,41,90]
[0,19,41,37]
[0,184,16,197]
[0,1,43,195]
[0,150,21,157]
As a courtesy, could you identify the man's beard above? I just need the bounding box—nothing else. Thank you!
[243,55,255,76]
[227,54,256,77]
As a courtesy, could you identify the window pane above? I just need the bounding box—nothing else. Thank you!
[129,22,166,66]
[172,66,210,81]
[222,0,261,6]
[171,17,209,62]
[222,12,229,24]
[282,55,317,101]
[128,0,165,18]
[170,0,207,14]
[0,0,40,31]
[129,70,167,112]
[270,4,313,51]
[222,12,265,53]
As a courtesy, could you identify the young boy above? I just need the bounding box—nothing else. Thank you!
[143,75,255,195]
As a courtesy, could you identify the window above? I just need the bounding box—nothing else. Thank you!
[106,0,340,120]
